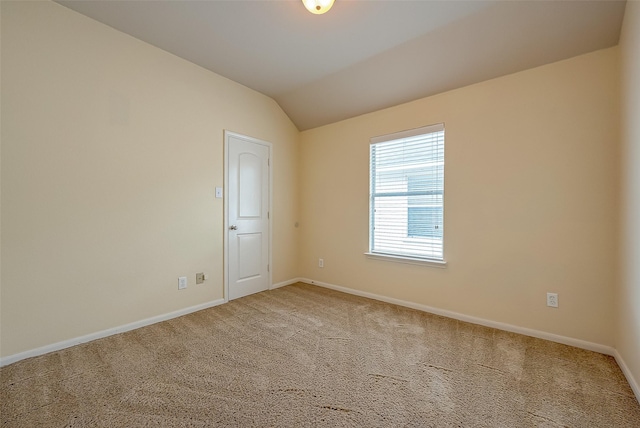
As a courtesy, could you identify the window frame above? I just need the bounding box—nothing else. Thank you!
[366,123,446,267]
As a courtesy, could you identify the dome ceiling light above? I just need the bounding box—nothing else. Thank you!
[302,0,335,15]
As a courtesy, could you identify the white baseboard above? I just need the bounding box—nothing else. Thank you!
[613,349,640,404]
[270,278,301,290]
[301,278,640,404]
[0,298,225,368]
[299,278,614,356]
[0,276,305,367]
[4,277,638,406]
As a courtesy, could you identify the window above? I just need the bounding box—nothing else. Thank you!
[369,123,445,262]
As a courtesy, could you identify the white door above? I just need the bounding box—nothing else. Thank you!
[225,131,271,300]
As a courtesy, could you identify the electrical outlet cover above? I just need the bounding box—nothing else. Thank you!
[547,292,558,308]
[178,276,187,290]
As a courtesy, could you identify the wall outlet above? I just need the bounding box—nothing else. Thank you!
[178,276,187,290]
[196,272,205,284]
[547,292,558,308]
[318,258,324,268]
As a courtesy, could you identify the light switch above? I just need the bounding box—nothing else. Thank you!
[215,187,223,198]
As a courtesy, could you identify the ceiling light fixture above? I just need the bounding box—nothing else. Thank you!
[302,0,335,15]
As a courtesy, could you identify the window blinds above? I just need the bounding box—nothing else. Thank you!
[369,124,444,260]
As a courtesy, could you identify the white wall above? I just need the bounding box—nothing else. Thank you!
[0,1,299,358]
[299,47,620,347]
[618,0,640,397]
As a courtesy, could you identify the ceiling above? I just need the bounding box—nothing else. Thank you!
[56,0,627,131]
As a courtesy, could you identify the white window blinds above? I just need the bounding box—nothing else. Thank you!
[369,124,445,261]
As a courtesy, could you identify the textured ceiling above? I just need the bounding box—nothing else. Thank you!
[57,0,626,130]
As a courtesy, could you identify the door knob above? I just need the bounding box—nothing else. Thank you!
[230,225,238,230]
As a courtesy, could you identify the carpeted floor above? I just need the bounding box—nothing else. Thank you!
[1,282,639,427]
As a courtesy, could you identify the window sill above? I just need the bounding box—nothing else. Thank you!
[364,252,447,268]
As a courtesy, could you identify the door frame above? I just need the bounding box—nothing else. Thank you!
[223,130,273,303]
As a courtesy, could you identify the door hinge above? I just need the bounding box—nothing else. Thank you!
[268,211,270,219]
[268,158,270,167]
[267,264,270,272]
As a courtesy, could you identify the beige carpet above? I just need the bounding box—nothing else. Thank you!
[2,282,639,427]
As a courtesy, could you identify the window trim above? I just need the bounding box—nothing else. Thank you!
[368,123,446,264]
[364,252,448,268]
[370,123,445,145]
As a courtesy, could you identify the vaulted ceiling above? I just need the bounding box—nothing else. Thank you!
[57,0,627,130]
